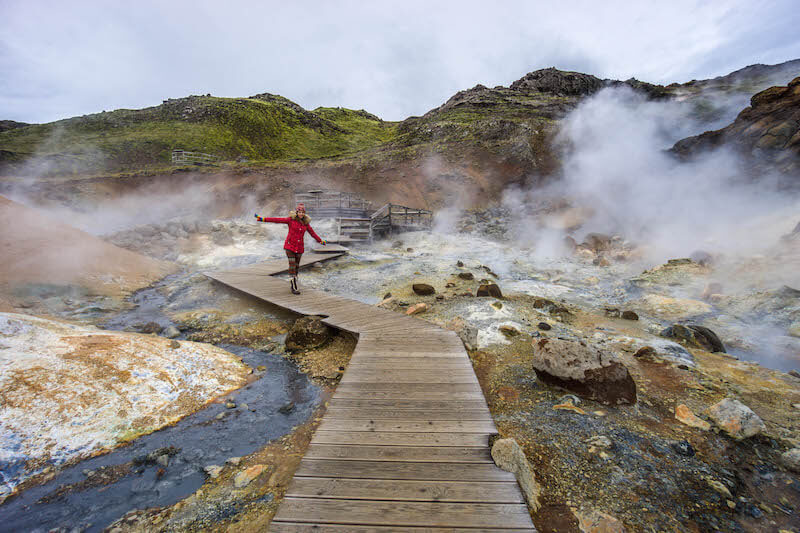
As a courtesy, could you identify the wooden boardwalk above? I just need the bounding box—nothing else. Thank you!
[206,251,536,532]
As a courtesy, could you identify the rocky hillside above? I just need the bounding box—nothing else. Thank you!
[672,76,800,182]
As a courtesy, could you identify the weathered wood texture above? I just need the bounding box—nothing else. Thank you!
[205,256,535,531]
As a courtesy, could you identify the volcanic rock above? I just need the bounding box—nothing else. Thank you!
[510,67,604,96]
[621,310,639,321]
[412,283,435,295]
[406,303,428,315]
[633,346,656,358]
[234,464,266,488]
[458,272,474,280]
[285,316,333,352]
[532,298,572,320]
[661,324,725,352]
[639,294,712,321]
[476,283,502,298]
[706,398,766,440]
[672,440,695,457]
[491,438,541,511]
[675,404,711,431]
[138,321,163,334]
[446,317,478,351]
[781,448,800,473]
[672,76,800,180]
[575,508,627,533]
[582,233,612,252]
[499,325,520,337]
[204,465,223,479]
[530,338,637,405]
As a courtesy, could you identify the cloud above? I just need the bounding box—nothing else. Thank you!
[1,0,799,123]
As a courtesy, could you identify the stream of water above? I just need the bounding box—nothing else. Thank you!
[0,280,321,533]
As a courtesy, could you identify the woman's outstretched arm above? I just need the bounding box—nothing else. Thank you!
[255,214,290,224]
[307,224,326,244]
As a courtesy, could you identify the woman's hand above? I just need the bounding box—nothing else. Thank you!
[320,239,327,245]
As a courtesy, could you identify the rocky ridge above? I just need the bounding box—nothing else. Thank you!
[672,76,800,182]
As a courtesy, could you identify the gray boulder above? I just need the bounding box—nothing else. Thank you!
[491,438,541,511]
[286,316,333,352]
[706,398,766,440]
[476,283,503,298]
[412,283,436,296]
[530,338,637,405]
[781,448,800,473]
[661,324,725,352]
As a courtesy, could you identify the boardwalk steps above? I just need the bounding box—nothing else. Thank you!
[205,250,536,532]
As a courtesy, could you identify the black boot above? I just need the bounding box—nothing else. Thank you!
[290,277,300,294]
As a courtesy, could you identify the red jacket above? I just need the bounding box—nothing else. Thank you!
[258,213,322,254]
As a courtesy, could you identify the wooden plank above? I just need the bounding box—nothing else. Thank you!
[304,444,492,463]
[323,408,491,421]
[284,477,522,503]
[335,383,482,394]
[345,363,473,371]
[333,390,485,400]
[347,356,471,366]
[270,522,536,533]
[310,431,489,447]
[348,351,465,358]
[342,366,474,374]
[317,420,497,434]
[273,499,533,528]
[328,399,489,410]
[340,371,477,384]
[295,459,514,481]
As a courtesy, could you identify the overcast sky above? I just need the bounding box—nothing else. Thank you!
[1,0,799,123]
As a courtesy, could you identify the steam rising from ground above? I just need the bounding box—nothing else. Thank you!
[508,87,799,266]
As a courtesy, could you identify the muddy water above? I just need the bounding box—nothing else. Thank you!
[0,279,321,533]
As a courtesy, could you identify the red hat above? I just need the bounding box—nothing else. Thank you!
[296,202,306,211]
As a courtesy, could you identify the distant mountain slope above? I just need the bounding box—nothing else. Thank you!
[0,94,395,173]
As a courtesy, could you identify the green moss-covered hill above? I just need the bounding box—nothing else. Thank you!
[0,93,397,174]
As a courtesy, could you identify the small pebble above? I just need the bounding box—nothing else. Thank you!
[672,440,695,457]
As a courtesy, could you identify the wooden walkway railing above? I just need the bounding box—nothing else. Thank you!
[171,149,220,165]
[205,250,536,532]
[370,203,433,238]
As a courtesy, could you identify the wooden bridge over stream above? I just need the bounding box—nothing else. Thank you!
[206,248,535,532]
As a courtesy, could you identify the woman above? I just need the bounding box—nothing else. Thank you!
[255,203,326,294]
